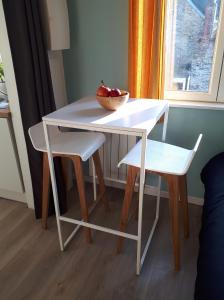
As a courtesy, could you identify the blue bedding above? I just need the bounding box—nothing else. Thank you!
[195,153,224,300]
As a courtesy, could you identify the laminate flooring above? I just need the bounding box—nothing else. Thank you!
[0,185,202,300]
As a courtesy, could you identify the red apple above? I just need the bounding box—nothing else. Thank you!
[110,88,122,97]
[96,80,111,97]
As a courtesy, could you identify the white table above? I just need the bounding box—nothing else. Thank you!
[42,96,169,275]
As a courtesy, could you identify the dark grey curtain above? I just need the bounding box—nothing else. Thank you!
[3,0,67,217]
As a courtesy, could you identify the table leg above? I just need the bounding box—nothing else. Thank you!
[138,108,169,274]
[162,108,169,142]
[156,108,169,221]
[92,157,97,201]
[43,121,64,251]
[136,132,147,275]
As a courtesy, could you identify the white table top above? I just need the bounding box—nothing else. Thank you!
[43,96,169,136]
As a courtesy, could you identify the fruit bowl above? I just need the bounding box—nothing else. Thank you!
[96,90,129,111]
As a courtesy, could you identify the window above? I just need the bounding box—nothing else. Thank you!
[164,0,224,102]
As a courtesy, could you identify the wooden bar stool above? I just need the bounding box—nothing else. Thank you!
[116,134,202,271]
[29,122,107,243]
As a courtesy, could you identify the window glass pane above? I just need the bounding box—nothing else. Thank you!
[166,0,221,92]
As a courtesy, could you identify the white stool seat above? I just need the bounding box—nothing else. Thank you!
[29,122,105,161]
[117,134,202,270]
[118,135,202,176]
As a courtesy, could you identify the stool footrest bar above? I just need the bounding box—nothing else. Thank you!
[59,216,138,240]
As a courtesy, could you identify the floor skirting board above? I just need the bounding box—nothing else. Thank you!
[85,176,204,206]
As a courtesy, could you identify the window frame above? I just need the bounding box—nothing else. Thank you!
[164,0,224,103]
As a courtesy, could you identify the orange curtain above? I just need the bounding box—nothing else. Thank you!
[128,0,165,99]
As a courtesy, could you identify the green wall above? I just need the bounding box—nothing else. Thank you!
[63,0,128,100]
[63,0,224,198]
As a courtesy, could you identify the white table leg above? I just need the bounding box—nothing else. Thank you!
[43,121,64,251]
[156,108,169,210]
[156,107,169,218]
[162,108,169,142]
[138,107,170,274]
[136,131,147,275]
[92,157,97,201]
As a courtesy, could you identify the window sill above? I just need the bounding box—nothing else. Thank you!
[168,100,224,110]
[0,107,10,118]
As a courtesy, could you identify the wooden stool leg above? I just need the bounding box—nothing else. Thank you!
[42,153,50,229]
[92,150,109,211]
[117,166,139,253]
[72,156,92,243]
[179,175,189,238]
[167,175,180,271]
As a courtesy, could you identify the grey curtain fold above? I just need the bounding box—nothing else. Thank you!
[3,0,67,218]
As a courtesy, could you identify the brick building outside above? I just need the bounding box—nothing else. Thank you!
[173,0,220,92]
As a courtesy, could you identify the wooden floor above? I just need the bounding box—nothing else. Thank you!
[0,185,202,300]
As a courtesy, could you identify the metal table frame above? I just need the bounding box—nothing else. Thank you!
[42,98,169,275]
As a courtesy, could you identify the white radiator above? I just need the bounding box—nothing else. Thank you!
[90,133,136,182]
